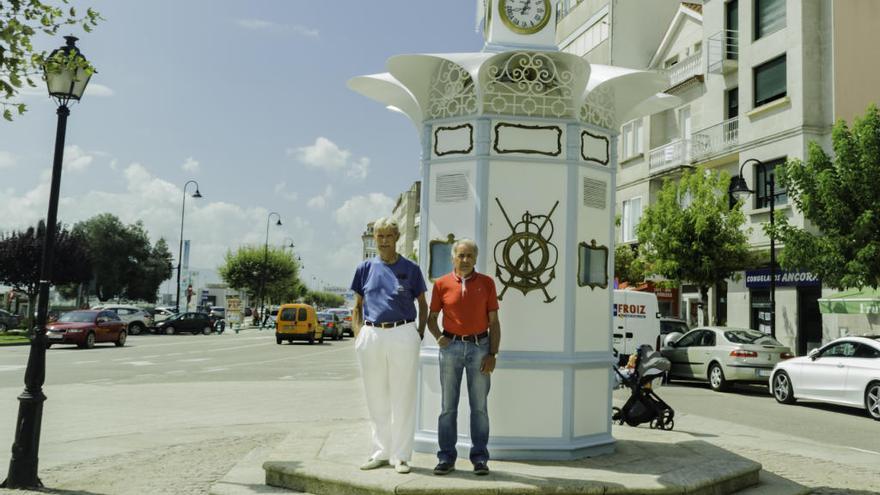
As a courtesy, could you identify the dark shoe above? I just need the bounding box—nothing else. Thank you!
[473,462,489,475]
[433,462,455,475]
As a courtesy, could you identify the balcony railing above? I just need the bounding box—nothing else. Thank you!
[692,117,739,160]
[707,30,738,74]
[648,138,693,174]
[665,52,704,89]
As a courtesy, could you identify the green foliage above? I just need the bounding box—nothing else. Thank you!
[0,221,92,305]
[614,243,646,286]
[774,105,880,290]
[1,1,102,118]
[637,167,751,323]
[303,291,345,308]
[219,246,304,305]
[72,213,171,303]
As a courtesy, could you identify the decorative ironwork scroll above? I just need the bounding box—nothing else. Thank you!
[493,198,559,303]
[429,60,478,119]
[483,52,575,118]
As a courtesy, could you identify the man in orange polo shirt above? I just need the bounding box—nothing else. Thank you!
[426,238,501,476]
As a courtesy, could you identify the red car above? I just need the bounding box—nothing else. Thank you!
[46,310,127,349]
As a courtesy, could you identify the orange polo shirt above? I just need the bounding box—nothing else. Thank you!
[430,271,499,336]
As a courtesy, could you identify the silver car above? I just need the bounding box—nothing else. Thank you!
[91,304,154,335]
[662,326,793,392]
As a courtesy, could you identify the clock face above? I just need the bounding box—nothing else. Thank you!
[499,0,551,35]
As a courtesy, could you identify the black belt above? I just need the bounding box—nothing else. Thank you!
[365,319,414,328]
[442,330,489,343]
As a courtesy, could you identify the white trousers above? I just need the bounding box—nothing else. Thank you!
[355,322,421,463]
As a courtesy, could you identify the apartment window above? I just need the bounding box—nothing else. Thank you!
[755,158,787,208]
[726,87,739,119]
[621,197,642,242]
[725,0,739,60]
[753,55,786,107]
[664,55,679,68]
[755,0,785,39]
[621,119,643,160]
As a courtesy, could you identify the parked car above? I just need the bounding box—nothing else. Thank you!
[0,309,22,331]
[327,308,353,336]
[150,307,177,326]
[91,304,153,335]
[657,317,689,351]
[770,336,880,421]
[209,307,226,321]
[275,303,323,345]
[661,326,793,392]
[154,312,214,335]
[46,310,127,349]
[317,311,343,341]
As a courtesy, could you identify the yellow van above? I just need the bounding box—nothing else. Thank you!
[275,303,323,345]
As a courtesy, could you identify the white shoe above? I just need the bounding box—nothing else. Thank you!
[360,458,389,470]
[395,461,411,474]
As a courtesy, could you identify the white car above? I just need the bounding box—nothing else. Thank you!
[770,336,880,421]
[91,304,153,335]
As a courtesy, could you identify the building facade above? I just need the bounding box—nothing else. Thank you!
[389,181,421,261]
[558,0,880,354]
[361,222,376,260]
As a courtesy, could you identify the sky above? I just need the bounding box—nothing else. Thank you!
[0,0,485,294]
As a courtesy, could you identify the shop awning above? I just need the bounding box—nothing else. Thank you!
[818,288,880,314]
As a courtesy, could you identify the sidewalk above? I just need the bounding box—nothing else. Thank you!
[210,420,814,495]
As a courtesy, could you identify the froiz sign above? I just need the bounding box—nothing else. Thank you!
[614,303,647,319]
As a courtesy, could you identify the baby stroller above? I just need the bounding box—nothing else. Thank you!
[612,345,675,430]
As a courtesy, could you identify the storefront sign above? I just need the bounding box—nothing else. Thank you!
[745,269,820,288]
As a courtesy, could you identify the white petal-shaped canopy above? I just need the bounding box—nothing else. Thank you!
[621,93,682,123]
[347,73,423,128]
[349,53,669,131]
[584,64,671,127]
[387,53,493,115]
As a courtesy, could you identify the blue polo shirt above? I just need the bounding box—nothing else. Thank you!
[351,256,427,323]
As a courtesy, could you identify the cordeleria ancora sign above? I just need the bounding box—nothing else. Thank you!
[745,269,820,288]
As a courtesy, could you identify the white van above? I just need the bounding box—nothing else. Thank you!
[613,290,661,357]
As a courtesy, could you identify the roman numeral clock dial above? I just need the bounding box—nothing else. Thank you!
[499,0,551,35]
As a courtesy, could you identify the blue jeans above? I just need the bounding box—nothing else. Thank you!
[437,338,491,464]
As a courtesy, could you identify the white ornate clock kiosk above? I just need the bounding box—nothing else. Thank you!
[350,0,672,460]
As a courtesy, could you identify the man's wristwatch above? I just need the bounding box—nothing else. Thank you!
[488,352,497,357]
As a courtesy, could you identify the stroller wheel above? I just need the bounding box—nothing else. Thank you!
[612,406,621,421]
[649,418,659,429]
[660,410,675,431]
[663,418,675,430]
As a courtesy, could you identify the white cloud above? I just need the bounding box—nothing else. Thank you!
[289,137,371,181]
[273,181,298,202]
[182,157,200,173]
[347,157,370,180]
[63,145,95,173]
[0,151,16,169]
[307,185,334,210]
[235,18,319,38]
[334,193,394,234]
[85,83,114,97]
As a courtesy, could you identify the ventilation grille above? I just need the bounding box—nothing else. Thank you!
[583,178,607,209]
[435,173,469,203]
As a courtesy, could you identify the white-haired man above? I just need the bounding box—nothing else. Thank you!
[351,217,428,474]
[426,238,500,476]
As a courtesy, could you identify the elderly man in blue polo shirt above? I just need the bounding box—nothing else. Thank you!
[351,217,428,474]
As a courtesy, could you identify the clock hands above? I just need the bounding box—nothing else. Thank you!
[520,0,532,15]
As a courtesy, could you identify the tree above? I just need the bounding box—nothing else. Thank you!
[72,213,170,302]
[614,243,646,286]
[304,290,344,308]
[219,246,303,305]
[0,221,92,318]
[774,105,880,290]
[637,167,751,324]
[1,1,101,120]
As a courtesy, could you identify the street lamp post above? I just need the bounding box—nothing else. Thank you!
[258,212,282,328]
[175,180,202,313]
[3,36,92,489]
[729,158,776,338]
[282,237,295,250]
